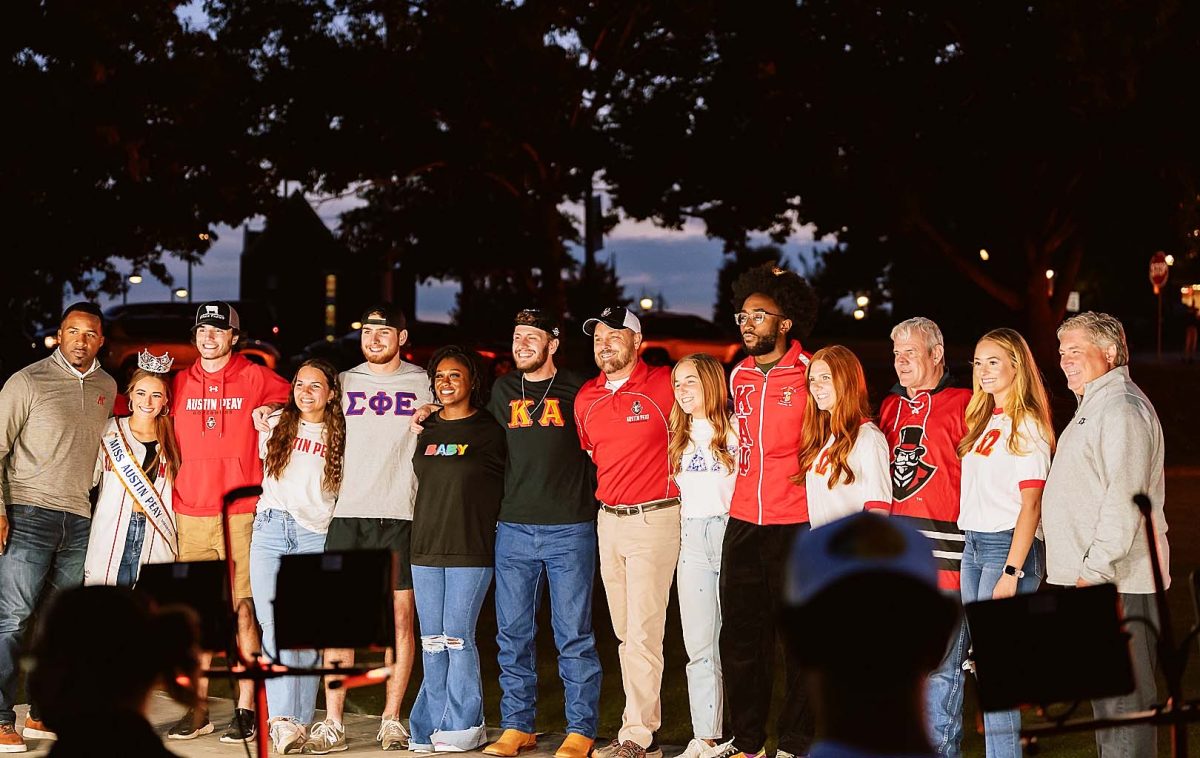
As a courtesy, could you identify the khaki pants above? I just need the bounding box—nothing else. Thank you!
[597,505,681,748]
[176,512,255,599]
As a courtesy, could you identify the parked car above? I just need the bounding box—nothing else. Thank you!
[637,312,743,367]
[288,321,509,376]
[40,301,284,383]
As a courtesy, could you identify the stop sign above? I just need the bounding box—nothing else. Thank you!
[1149,252,1169,293]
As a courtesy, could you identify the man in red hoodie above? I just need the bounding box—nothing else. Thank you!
[720,265,818,758]
[168,301,291,744]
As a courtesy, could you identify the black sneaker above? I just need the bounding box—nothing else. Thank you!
[220,708,257,743]
[167,708,214,740]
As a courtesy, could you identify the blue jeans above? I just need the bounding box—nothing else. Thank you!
[494,521,601,737]
[0,504,90,724]
[409,565,493,751]
[249,509,327,724]
[677,515,727,740]
[960,531,1045,758]
[115,513,147,588]
[927,589,968,758]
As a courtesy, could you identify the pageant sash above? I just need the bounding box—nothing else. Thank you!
[102,424,178,554]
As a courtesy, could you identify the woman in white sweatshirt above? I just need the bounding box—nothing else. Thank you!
[249,359,346,755]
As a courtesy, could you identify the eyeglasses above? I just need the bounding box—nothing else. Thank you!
[734,310,786,327]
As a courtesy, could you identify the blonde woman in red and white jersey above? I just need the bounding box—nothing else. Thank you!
[957,328,1055,758]
[794,345,890,527]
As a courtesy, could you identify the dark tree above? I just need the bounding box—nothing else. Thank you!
[2,0,274,331]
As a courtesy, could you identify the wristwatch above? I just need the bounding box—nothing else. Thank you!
[1003,564,1025,578]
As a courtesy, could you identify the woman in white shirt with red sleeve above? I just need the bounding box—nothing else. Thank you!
[795,345,891,527]
[957,328,1055,758]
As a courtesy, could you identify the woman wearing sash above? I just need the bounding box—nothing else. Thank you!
[250,358,346,755]
[84,351,180,587]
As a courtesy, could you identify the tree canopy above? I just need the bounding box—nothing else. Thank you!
[6,0,1200,366]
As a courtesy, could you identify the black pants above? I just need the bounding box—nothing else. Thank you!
[719,517,813,755]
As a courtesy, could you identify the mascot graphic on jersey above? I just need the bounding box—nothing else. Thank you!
[891,425,937,501]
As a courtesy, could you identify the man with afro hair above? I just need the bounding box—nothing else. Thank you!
[718,264,819,758]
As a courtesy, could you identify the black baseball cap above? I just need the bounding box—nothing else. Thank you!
[361,302,408,331]
[582,306,642,336]
[514,309,561,339]
[193,301,240,331]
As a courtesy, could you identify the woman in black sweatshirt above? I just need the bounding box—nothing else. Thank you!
[408,346,507,752]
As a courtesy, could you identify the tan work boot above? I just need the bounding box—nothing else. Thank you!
[482,729,537,757]
[554,732,595,758]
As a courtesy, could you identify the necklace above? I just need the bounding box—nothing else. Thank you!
[521,371,557,417]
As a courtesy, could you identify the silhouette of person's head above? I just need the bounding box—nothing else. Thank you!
[782,513,958,755]
[29,585,200,730]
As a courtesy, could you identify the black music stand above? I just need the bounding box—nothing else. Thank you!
[137,559,234,655]
[966,583,1134,712]
[274,549,395,651]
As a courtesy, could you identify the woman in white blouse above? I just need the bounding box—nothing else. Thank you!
[668,353,737,758]
[794,345,891,527]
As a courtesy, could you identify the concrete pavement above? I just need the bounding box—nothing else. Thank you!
[15,697,639,757]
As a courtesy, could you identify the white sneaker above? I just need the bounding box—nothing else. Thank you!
[270,719,306,755]
[377,718,410,751]
[699,740,736,758]
[301,719,347,754]
[680,739,712,758]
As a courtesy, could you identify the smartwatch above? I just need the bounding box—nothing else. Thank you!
[1003,564,1025,578]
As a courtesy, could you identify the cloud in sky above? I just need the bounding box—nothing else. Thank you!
[95,194,833,325]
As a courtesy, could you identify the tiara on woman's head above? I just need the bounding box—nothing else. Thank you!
[137,349,174,374]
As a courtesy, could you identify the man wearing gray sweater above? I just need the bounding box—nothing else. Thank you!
[0,302,115,753]
[1042,311,1169,758]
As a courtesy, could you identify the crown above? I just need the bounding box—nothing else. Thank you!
[137,349,175,374]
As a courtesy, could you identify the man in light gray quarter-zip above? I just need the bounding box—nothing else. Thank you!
[0,302,115,752]
[1042,311,1169,758]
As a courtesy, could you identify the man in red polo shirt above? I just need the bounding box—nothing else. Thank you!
[575,306,678,758]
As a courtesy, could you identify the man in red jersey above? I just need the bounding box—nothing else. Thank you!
[575,306,677,758]
[878,316,971,758]
[167,301,290,744]
[719,265,818,758]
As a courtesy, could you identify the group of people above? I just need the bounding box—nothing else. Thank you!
[0,261,1171,758]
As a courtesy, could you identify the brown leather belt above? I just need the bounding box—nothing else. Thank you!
[599,497,681,517]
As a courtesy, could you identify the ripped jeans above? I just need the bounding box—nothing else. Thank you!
[409,564,494,751]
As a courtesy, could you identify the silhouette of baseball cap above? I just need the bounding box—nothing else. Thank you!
[785,512,938,607]
[582,306,642,336]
